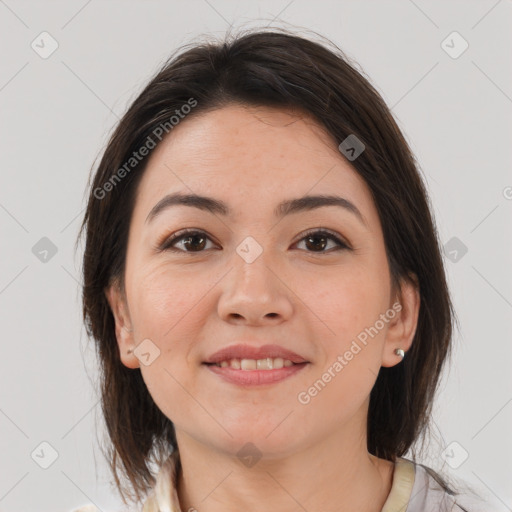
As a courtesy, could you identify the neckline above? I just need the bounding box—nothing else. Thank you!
[144,452,416,512]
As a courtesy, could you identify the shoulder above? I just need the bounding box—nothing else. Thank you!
[404,460,498,512]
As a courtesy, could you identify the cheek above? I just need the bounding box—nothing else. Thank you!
[299,263,389,345]
[296,271,387,416]
[129,264,211,341]
[130,266,214,425]
[127,264,211,400]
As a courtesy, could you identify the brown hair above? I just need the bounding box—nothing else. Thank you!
[78,27,460,506]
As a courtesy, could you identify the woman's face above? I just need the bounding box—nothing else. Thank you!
[107,103,418,458]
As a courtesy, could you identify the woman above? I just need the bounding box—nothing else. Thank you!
[76,28,489,512]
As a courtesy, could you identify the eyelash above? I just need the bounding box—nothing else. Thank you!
[157,228,351,254]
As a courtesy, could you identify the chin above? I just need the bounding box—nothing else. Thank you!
[218,422,299,455]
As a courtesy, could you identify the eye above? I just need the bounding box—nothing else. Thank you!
[294,228,350,253]
[158,229,218,253]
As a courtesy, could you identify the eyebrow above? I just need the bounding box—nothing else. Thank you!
[145,192,367,227]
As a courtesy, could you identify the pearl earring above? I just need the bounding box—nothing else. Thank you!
[394,348,405,359]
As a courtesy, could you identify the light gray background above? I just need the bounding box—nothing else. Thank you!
[1,1,511,511]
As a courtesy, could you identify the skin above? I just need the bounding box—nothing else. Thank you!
[106,103,420,512]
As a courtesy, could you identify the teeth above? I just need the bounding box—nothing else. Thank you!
[241,358,257,370]
[213,357,296,370]
[257,357,275,370]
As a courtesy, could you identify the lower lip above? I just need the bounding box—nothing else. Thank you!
[204,362,308,386]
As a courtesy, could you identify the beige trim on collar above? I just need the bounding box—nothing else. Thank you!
[381,458,416,512]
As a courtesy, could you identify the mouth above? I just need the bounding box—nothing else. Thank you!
[202,343,309,386]
[203,360,309,386]
[203,343,308,366]
[204,357,302,371]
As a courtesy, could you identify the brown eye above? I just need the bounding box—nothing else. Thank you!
[295,229,350,253]
[160,230,215,252]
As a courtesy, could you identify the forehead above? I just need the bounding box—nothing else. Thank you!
[132,104,376,225]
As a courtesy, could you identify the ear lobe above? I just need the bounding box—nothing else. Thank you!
[381,274,421,368]
[104,283,140,369]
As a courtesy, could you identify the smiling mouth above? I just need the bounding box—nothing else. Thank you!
[204,357,306,371]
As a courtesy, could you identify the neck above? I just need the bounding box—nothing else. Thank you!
[175,425,394,512]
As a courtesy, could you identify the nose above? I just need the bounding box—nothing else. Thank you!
[217,250,294,326]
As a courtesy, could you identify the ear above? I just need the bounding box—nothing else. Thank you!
[381,273,420,368]
[104,282,140,369]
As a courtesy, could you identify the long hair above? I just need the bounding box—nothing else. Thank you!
[78,26,461,507]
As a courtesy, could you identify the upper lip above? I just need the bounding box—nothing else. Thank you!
[203,344,308,364]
